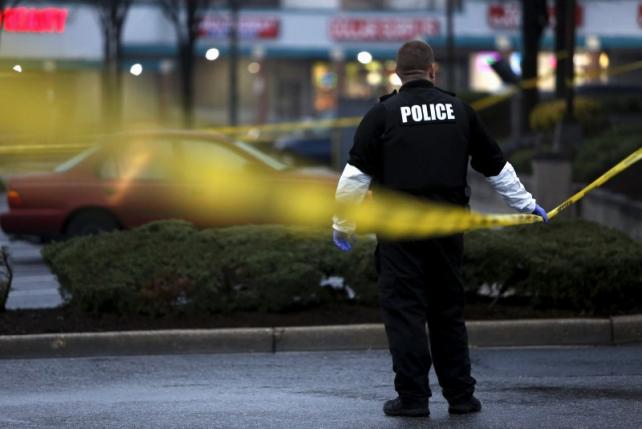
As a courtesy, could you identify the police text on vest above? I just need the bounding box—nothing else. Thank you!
[400,103,455,124]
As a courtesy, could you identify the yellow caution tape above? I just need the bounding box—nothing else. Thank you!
[0,143,90,155]
[337,146,642,238]
[547,147,642,219]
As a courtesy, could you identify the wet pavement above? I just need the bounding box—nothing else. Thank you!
[0,194,63,310]
[0,345,640,428]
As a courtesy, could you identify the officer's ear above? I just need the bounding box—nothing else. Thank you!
[394,68,402,82]
[427,64,436,81]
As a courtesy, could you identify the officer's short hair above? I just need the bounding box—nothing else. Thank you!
[395,41,435,80]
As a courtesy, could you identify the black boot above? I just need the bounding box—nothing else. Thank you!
[383,397,429,417]
[448,396,482,415]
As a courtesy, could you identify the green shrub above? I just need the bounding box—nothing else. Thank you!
[598,95,642,115]
[573,124,642,183]
[530,97,605,135]
[43,221,377,316]
[464,221,642,316]
[43,220,642,317]
[0,177,5,193]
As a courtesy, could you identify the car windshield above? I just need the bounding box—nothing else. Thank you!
[234,141,290,171]
[54,146,99,172]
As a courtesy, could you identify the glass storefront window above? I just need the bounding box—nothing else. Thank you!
[312,58,408,112]
[312,62,337,112]
[469,50,610,93]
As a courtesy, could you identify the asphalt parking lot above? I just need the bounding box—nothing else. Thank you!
[1,345,640,429]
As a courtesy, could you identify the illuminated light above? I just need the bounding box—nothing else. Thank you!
[247,128,261,139]
[129,63,143,76]
[586,35,600,52]
[495,35,512,51]
[248,62,261,74]
[1,7,68,33]
[12,64,22,73]
[389,73,402,86]
[599,52,609,69]
[159,59,174,74]
[205,48,220,61]
[477,52,501,69]
[573,54,590,67]
[357,51,373,65]
[366,71,382,86]
[330,46,345,62]
[252,45,266,60]
[509,52,522,74]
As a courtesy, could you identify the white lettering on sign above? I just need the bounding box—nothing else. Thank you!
[200,16,280,40]
[400,103,456,124]
[487,3,521,29]
[330,17,440,42]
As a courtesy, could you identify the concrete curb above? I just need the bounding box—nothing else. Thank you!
[611,314,642,344]
[466,318,613,347]
[1,316,641,359]
[274,324,387,352]
[0,328,273,359]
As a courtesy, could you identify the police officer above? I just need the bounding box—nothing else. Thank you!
[332,41,548,417]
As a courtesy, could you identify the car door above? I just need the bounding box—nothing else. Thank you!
[173,138,273,227]
[98,138,183,227]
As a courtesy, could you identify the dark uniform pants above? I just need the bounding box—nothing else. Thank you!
[376,234,476,403]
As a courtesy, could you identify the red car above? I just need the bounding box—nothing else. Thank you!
[1,130,337,240]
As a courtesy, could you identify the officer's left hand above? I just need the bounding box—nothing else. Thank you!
[333,229,353,252]
[532,204,549,223]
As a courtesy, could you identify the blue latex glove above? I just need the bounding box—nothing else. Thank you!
[333,229,353,252]
[532,204,549,223]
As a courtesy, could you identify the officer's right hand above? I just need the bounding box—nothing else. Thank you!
[333,229,353,252]
[532,204,549,223]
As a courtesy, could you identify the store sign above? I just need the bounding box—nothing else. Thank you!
[0,7,68,33]
[487,3,521,29]
[330,17,440,42]
[200,16,280,39]
[488,3,583,29]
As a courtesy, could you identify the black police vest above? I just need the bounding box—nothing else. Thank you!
[378,85,472,205]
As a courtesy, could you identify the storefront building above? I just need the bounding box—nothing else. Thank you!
[1,1,641,127]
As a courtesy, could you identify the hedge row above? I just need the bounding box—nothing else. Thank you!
[572,124,642,183]
[43,222,378,316]
[529,97,606,136]
[43,220,642,317]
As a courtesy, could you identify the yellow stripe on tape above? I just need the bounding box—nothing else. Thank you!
[0,143,91,155]
[547,147,642,219]
[352,146,640,238]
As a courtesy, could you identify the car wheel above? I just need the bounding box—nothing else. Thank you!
[65,210,120,238]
